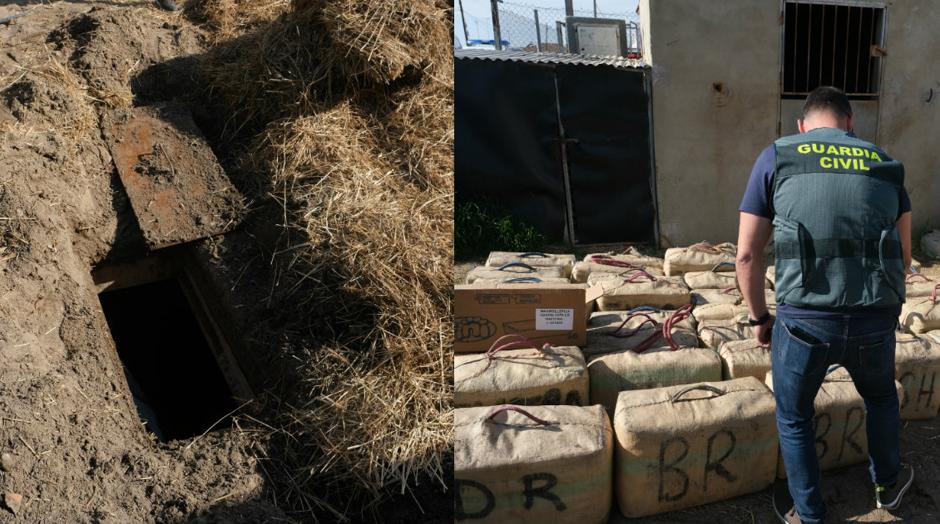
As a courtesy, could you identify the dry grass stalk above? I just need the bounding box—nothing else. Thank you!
[196,0,454,513]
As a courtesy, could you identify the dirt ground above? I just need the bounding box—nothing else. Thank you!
[456,252,940,523]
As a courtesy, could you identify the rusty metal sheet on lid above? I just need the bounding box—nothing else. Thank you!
[104,103,245,250]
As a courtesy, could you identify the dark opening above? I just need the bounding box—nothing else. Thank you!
[783,2,884,99]
[99,278,237,441]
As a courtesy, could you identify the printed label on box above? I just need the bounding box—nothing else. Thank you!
[535,308,574,330]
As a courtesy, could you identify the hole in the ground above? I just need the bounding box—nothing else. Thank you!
[98,277,238,442]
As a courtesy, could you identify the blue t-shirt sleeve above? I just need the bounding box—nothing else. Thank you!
[739,144,776,219]
[899,186,911,217]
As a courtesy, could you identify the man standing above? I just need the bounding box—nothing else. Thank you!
[735,86,914,524]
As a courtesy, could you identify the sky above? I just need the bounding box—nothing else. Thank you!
[455,0,640,44]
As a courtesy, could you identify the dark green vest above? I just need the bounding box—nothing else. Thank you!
[772,128,905,308]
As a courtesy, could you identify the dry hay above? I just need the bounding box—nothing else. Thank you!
[195,0,453,513]
[183,0,290,43]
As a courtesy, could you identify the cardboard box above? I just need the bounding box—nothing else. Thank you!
[454,283,601,353]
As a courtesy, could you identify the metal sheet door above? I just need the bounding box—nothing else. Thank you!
[554,64,656,244]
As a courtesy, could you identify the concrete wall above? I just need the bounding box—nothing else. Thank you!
[780,99,879,143]
[642,0,781,246]
[877,0,940,234]
[644,0,940,245]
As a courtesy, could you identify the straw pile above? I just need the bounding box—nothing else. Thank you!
[192,0,453,513]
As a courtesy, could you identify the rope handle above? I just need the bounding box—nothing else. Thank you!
[629,306,660,313]
[460,335,551,382]
[689,242,736,255]
[932,283,940,304]
[608,314,659,338]
[906,273,933,283]
[486,334,549,357]
[485,405,554,426]
[498,262,536,273]
[711,262,736,272]
[720,286,739,295]
[518,252,550,258]
[625,269,657,283]
[660,304,694,350]
[671,384,726,403]
[587,254,643,271]
[689,241,722,254]
[505,277,542,283]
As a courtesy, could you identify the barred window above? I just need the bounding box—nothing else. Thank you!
[783,1,885,98]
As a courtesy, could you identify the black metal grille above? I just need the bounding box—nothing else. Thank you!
[783,1,884,98]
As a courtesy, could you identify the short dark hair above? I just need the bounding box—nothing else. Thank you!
[802,86,853,119]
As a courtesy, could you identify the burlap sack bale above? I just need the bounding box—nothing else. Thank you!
[904,274,940,298]
[454,337,589,408]
[466,263,568,284]
[585,307,699,356]
[693,300,776,322]
[588,332,721,415]
[718,339,771,381]
[900,292,940,334]
[922,230,940,260]
[896,332,940,419]
[485,251,577,276]
[766,265,776,289]
[455,404,613,524]
[602,246,665,268]
[692,288,775,307]
[613,378,777,517]
[683,267,773,290]
[697,314,774,349]
[592,271,691,311]
[572,252,665,283]
[663,242,737,276]
[766,367,904,478]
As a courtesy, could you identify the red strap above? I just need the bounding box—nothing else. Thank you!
[485,334,548,357]
[625,269,657,282]
[932,283,940,304]
[661,304,694,350]
[588,254,643,271]
[486,405,554,426]
[907,273,932,283]
[608,313,658,338]
[463,335,549,381]
[720,286,739,295]
[689,241,721,254]
[615,304,694,354]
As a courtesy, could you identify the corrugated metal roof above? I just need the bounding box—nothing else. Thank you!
[454,48,649,70]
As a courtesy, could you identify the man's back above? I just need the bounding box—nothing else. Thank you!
[770,127,906,310]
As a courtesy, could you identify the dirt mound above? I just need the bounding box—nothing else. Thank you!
[48,8,203,107]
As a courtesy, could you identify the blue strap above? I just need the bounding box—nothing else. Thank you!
[505,277,542,283]
[711,262,736,271]
[498,262,537,273]
[518,252,550,258]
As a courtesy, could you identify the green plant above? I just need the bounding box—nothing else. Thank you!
[455,199,545,259]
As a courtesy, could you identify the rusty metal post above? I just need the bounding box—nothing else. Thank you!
[490,0,502,50]
[534,9,542,52]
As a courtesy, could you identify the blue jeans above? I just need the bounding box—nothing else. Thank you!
[771,313,900,524]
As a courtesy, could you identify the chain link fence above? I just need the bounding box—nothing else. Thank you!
[455,1,641,56]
